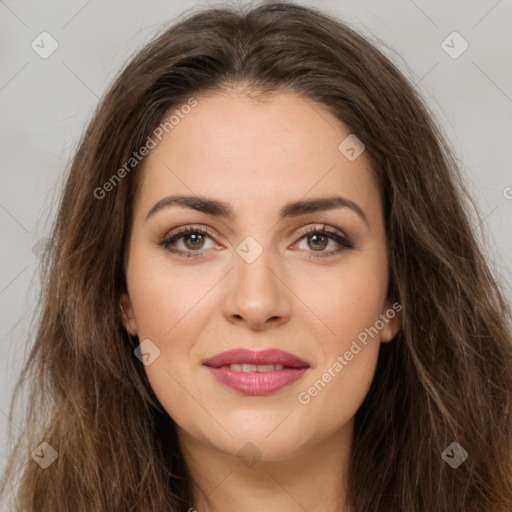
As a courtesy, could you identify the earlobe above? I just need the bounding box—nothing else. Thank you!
[380,301,403,343]
[119,292,138,336]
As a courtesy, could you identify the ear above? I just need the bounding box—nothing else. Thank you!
[380,299,403,343]
[119,292,138,336]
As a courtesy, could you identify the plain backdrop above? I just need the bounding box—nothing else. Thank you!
[1,0,511,483]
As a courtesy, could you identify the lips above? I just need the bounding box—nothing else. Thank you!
[203,349,310,396]
[203,348,310,368]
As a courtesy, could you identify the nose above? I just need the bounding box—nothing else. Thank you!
[222,248,292,330]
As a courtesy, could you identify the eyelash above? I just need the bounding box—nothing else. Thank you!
[158,224,353,260]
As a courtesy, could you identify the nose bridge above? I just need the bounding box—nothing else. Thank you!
[233,235,280,297]
[224,235,291,326]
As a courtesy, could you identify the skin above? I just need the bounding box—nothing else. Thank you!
[120,88,402,512]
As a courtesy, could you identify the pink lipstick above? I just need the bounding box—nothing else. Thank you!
[203,348,310,396]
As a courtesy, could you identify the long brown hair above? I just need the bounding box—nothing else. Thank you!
[2,2,512,510]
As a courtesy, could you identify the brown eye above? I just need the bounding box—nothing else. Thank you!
[307,233,329,251]
[159,227,218,258]
[182,232,207,250]
[293,226,353,258]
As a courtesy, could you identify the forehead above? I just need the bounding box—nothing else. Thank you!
[135,90,380,223]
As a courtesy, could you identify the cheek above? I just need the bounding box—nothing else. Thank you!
[294,275,386,433]
[126,249,219,429]
[127,247,216,340]
[293,243,388,344]
[292,247,387,420]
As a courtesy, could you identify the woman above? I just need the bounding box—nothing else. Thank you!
[1,2,511,511]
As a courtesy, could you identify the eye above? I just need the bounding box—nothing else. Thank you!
[158,223,353,259]
[292,224,353,258]
[158,226,219,258]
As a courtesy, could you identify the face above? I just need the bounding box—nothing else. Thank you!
[120,89,401,462]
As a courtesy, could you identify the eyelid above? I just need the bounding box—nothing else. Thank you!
[163,224,220,241]
[294,223,347,239]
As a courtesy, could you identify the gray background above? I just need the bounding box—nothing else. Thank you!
[1,0,511,485]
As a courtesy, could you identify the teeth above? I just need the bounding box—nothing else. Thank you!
[228,363,284,372]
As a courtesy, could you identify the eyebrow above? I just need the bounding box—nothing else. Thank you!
[146,194,369,226]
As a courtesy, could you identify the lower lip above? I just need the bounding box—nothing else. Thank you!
[205,366,309,396]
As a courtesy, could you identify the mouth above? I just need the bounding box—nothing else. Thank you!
[203,348,310,396]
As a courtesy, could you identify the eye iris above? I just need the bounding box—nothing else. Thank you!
[308,233,328,251]
[184,233,205,250]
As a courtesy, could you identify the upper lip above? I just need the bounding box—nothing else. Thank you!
[203,349,310,368]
